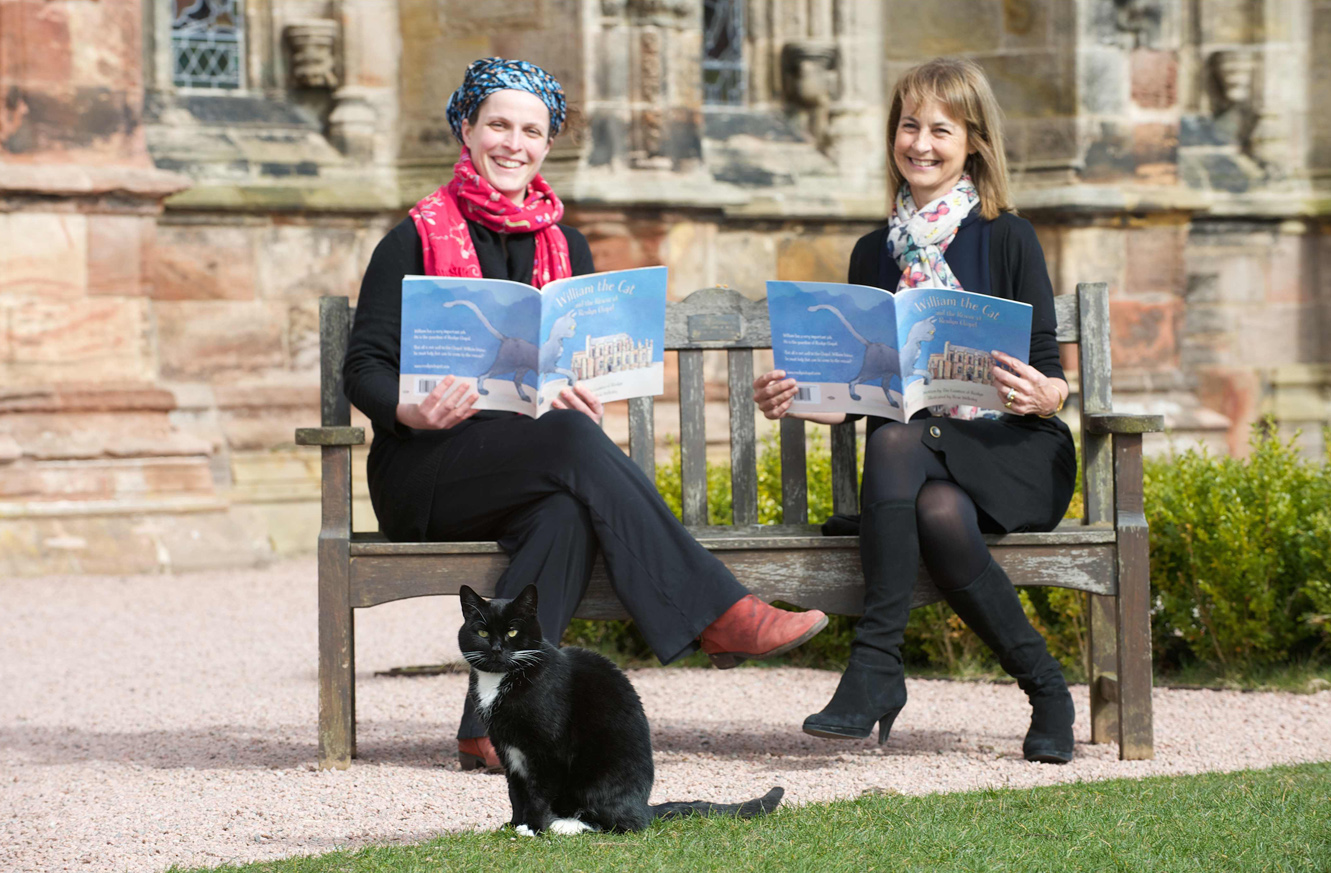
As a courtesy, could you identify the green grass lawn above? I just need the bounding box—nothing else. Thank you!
[178,762,1330,873]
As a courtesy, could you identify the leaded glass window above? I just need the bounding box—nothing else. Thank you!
[171,0,244,89]
[703,0,745,105]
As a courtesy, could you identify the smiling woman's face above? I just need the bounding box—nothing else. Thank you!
[893,96,974,206]
[460,89,553,206]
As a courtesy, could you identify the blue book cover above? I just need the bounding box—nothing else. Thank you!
[767,281,1033,420]
[400,266,667,417]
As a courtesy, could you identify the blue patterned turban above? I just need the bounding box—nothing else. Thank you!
[446,57,567,142]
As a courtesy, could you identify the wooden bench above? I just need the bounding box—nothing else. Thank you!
[297,281,1163,770]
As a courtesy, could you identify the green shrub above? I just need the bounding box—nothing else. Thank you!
[1145,423,1331,670]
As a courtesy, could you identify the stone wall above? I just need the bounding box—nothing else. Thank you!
[3,0,1330,576]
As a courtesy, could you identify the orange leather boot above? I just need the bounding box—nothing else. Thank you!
[458,736,504,773]
[699,595,829,668]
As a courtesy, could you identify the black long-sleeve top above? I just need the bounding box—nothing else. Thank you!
[342,217,594,540]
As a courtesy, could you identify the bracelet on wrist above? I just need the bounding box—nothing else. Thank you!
[1038,392,1067,419]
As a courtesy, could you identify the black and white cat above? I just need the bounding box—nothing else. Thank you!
[457,584,784,835]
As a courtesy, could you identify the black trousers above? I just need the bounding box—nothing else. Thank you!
[427,410,748,739]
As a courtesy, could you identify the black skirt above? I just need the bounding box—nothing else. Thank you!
[824,414,1077,537]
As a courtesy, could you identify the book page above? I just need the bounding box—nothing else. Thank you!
[399,275,542,415]
[894,287,1033,419]
[766,280,906,421]
[534,266,668,416]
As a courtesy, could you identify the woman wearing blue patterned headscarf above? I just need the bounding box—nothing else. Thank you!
[446,57,567,142]
[344,57,828,776]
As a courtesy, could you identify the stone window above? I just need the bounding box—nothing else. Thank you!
[702,0,745,105]
[171,0,245,90]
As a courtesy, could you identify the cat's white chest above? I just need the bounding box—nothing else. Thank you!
[473,669,506,716]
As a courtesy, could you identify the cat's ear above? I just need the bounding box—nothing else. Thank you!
[512,584,539,616]
[458,585,485,619]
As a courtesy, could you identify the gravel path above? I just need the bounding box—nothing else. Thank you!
[3,559,1328,873]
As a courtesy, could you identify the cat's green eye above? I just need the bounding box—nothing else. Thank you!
[507,629,518,638]
[477,629,489,638]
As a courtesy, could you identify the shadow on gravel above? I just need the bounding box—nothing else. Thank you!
[1,718,1037,773]
[0,721,473,771]
[647,724,985,761]
[0,724,317,770]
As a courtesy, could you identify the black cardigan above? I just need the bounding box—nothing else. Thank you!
[342,217,594,540]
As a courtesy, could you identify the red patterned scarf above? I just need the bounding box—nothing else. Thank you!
[409,148,572,287]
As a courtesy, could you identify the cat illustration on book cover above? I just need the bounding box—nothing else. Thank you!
[443,302,579,401]
[807,304,936,406]
[457,585,783,835]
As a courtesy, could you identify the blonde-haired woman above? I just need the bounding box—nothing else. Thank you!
[754,57,1077,762]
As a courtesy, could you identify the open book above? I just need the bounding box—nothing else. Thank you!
[400,266,667,417]
[766,281,1033,420]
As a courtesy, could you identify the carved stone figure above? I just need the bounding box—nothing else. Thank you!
[1208,49,1259,159]
[781,41,838,152]
[285,20,339,90]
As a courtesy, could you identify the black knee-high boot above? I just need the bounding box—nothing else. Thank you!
[803,500,917,744]
[943,559,1075,763]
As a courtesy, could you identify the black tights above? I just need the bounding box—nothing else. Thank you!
[860,421,992,591]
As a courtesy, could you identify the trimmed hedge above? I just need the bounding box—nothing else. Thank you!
[565,423,1331,676]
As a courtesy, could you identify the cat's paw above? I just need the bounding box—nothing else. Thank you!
[513,824,536,838]
[549,818,592,836]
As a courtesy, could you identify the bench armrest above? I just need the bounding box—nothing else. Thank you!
[1084,413,1164,435]
[296,426,365,446]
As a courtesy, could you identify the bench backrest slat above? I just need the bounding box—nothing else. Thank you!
[830,420,859,515]
[779,416,809,524]
[677,348,710,525]
[727,348,759,525]
[628,396,656,482]
[1054,293,1079,343]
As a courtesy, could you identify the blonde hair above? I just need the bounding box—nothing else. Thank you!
[886,57,1013,220]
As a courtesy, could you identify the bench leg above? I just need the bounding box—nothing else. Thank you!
[1114,432,1154,761]
[1087,593,1119,745]
[319,536,355,769]
[1115,515,1154,760]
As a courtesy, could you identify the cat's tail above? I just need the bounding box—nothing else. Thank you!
[443,300,506,340]
[649,787,783,821]
[807,304,871,346]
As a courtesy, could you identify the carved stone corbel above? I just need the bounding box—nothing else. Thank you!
[328,87,376,160]
[285,19,339,90]
[625,0,693,28]
[781,40,839,153]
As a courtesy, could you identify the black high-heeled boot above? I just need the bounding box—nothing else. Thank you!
[803,500,917,744]
[943,559,1075,763]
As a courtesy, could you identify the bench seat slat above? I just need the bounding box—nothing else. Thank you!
[348,542,1117,612]
[348,519,1114,555]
